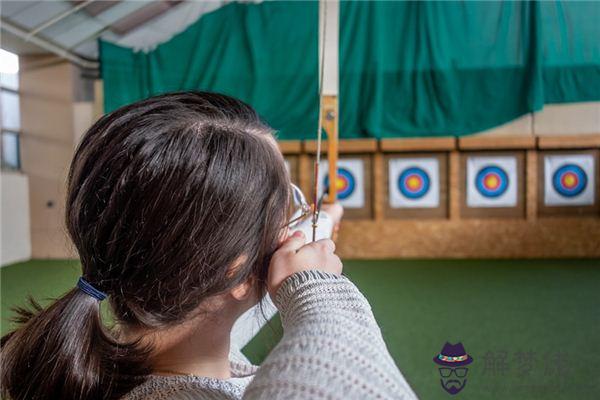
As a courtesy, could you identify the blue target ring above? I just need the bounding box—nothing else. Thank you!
[398,167,430,199]
[324,167,356,200]
[552,164,587,198]
[475,166,509,198]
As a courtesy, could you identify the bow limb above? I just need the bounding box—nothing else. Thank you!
[319,0,340,205]
[323,95,339,204]
[323,95,340,241]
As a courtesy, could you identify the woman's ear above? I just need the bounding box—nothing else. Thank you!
[230,279,254,301]
[226,255,254,301]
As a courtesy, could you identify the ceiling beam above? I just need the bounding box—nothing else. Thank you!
[26,0,96,40]
[110,0,183,36]
[72,0,120,17]
[2,18,99,69]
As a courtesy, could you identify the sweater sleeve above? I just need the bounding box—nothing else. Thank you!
[243,270,418,400]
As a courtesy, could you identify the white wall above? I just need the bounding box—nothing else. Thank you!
[1,171,31,266]
[20,57,78,259]
[534,102,600,136]
[472,101,600,137]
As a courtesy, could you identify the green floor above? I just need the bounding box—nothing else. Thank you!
[2,259,599,399]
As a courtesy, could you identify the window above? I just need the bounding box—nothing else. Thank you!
[1,48,21,170]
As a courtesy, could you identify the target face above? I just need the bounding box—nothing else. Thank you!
[318,159,365,208]
[389,158,440,208]
[475,166,509,198]
[544,154,595,206]
[398,167,431,199]
[466,156,518,208]
[324,167,356,200]
[552,164,587,198]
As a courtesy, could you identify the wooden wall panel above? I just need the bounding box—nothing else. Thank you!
[284,155,300,185]
[383,153,449,219]
[297,138,600,259]
[335,218,600,259]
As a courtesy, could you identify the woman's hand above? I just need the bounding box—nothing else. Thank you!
[321,202,343,224]
[320,202,343,236]
[268,230,343,298]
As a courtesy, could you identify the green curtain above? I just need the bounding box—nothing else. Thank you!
[100,1,318,140]
[340,0,600,138]
[101,1,599,139]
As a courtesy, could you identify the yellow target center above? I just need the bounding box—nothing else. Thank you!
[407,176,421,190]
[335,177,346,190]
[485,175,499,189]
[563,174,576,187]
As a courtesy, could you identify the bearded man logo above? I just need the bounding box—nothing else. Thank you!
[433,342,474,395]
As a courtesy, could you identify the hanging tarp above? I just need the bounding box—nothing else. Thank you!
[101,1,600,139]
[100,1,318,140]
[339,0,600,138]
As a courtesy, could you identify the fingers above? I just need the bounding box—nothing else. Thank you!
[321,203,344,225]
[315,238,336,253]
[267,233,343,298]
[330,253,343,274]
[278,230,307,253]
[280,233,335,255]
[298,238,335,255]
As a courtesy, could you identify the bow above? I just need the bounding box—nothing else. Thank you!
[311,0,339,242]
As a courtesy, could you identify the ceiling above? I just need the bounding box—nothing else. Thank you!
[0,1,229,64]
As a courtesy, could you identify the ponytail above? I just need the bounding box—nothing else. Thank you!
[1,285,150,400]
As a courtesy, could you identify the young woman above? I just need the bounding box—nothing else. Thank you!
[1,92,416,400]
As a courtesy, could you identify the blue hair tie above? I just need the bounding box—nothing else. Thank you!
[77,277,107,301]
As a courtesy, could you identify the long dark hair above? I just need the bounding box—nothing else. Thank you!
[1,92,290,400]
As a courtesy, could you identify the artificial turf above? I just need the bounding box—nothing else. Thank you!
[2,259,599,399]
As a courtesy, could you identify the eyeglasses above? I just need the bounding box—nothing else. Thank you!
[285,183,312,229]
[438,367,468,378]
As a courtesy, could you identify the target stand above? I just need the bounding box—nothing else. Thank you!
[303,139,376,220]
[460,151,526,218]
[384,153,448,219]
[316,155,373,219]
[538,149,599,217]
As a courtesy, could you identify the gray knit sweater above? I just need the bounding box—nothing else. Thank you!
[123,270,417,399]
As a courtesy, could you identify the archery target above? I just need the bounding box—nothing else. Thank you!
[544,154,595,206]
[324,167,355,200]
[389,158,440,208]
[475,166,509,198]
[467,156,517,207]
[554,165,587,197]
[318,159,365,208]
